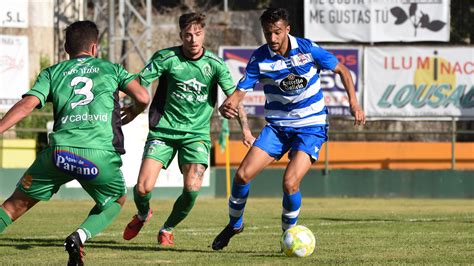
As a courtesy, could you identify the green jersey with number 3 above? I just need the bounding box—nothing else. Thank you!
[25,56,135,154]
[139,46,235,140]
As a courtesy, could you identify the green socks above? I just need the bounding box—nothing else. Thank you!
[163,190,199,229]
[134,185,152,217]
[0,208,13,233]
[78,201,121,239]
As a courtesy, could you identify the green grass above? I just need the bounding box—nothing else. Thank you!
[1,198,473,264]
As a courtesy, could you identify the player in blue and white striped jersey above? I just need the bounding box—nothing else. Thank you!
[212,7,365,250]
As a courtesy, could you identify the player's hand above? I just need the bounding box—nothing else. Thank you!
[242,130,255,148]
[349,101,366,126]
[219,102,239,119]
[121,105,141,125]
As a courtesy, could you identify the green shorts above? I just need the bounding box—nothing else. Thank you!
[143,132,210,170]
[18,146,126,208]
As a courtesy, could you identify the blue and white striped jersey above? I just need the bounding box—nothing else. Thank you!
[237,35,339,127]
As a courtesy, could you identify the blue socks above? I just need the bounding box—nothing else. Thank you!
[281,191,301,231]
[228,182,250,230]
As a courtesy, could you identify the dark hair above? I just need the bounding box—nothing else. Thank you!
[179,12,206,30]
[64,20,99,55]
[259,8,289,26]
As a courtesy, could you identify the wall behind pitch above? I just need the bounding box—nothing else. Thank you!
[2,168,472,199]
[214,168,474,199]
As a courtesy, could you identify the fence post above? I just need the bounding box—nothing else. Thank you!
[451,117,456,170]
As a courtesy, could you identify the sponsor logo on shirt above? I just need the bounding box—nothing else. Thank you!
[54,150,99,180]
[175,78,208,102]
[279,73,307,94]
[60,113,108,124]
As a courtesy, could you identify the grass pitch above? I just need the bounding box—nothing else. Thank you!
[0,198,473,264]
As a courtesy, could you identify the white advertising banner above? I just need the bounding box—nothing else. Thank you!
[66,114,211,188]
[364,47,474,119]
[0,0,28,28]
[0,34,29,111]
[304,0,450,42]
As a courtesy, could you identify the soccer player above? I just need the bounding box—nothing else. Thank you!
[0,21,149,265]
[211,8,366,250]
[122,12,254,246]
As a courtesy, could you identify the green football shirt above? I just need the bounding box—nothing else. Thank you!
[139,46,236,140]
[25,56,135,154]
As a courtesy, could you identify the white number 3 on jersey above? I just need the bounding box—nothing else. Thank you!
[70,76,94,109]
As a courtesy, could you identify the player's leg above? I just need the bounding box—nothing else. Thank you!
[211,146,275,250]
[1,147,64,233]
[229,146,275,229]
[59,147,126,265]
[281,151,312,231]
[158,163,205,246]
[212,125,285,250]
[158,138,209,246]
[0,189,39,233]
[124,139,174,240]
[281,125,328,231]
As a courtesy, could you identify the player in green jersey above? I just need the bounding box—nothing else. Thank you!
[0,21,149,265]
[122,12,254,247]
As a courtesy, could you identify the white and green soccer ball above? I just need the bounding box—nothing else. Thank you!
[280,225,316,257]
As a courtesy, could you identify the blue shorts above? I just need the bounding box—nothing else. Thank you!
[253,124,328,161]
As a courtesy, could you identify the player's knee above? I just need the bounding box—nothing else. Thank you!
[283,180,300,194]
[115,195,126,207]
[136,183,152,196]
[184,183,201,191]
[235,168,251,184]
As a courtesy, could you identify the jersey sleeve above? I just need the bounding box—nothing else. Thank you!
[236,54,260,92]
[115,64,136,91]
[310,43,339,71]
[138,52,165,87]
[23,69,51,109]
[216,62,236,96]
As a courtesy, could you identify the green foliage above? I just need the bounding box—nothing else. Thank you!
[0,198,472,264]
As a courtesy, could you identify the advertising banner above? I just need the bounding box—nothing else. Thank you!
[0,0,28,28]
[304,0,450,42]
[0,34,29,111]
[219,46,362,117]
[364,47,474,118]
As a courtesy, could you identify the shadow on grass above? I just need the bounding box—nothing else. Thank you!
[318,217,473,223]
[318,217,400,222]
[1,237,281,256]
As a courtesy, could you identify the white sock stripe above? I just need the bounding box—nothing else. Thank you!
[229,195,247,205]
[229,207,244,217]
[282,207,300,218]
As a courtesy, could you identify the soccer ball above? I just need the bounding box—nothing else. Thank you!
[280,225,316,257]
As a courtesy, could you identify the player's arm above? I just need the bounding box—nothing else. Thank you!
[236,101,255,148]
[219,90,246,119]
[0,96,40,133]
[121,78,150,125]
[220,53,260,119]
[332,63,365,126]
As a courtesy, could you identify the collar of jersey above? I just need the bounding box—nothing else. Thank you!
[267,34,298,58]
[179,46,206,61]
[71,55,93,60]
